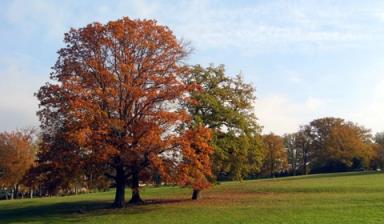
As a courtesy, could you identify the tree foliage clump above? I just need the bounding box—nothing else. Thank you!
[0,129,36,199]
[34,17,212,207]
[184,65,263,181]
[285,117,377,174]
[261,133,288,177]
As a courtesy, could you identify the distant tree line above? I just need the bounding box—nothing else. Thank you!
[1,17,383,207]
[282,118,384,176]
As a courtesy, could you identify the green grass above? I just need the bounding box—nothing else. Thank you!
[1,171,384,223]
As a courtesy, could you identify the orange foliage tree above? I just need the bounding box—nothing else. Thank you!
[35,17,212,207]
[302,117,374,173]
[177,125,213,200]
[0,129,36,199]
[261,133,288,177]
[23,127,89,196]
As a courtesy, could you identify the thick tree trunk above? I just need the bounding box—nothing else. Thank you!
[192,189,201,200]
[113,167,126,208]
[129,172,143,204]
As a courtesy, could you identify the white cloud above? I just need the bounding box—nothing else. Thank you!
[0,56,45,131]
[160,0,384,53]
[305,97,326,111]
[348,73,384,134]
[255,95,329,135]
[3,0,384,53]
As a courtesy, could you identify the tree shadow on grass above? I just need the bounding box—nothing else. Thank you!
[0,198,190,224]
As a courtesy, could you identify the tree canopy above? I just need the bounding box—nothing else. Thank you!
[0,129,36,199]
[34,17,212,207]
[261,133,288,177]
[288,117,376,174]
[184,65,263,181]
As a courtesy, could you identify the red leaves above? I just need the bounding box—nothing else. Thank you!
[35,17,213,196]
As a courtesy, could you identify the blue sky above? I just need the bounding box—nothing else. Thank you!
[1,0,384,135]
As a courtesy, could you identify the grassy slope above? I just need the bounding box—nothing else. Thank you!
[1,172,384,224]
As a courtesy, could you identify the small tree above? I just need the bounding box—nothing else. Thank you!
[261,133,288,177]
[372,132,384,169]
[177,125,213,200]
[0,129,36,199]
[284,133,302,176]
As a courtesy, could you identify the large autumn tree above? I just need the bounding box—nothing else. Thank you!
[36,17,212,207]
[184,65,263,181]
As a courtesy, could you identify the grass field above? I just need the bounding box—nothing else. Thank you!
[1,171,384,224]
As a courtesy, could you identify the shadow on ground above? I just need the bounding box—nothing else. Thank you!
[0,198,189,223]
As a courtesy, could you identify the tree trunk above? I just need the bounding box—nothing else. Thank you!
[11,187,14,200]
[113,167,126,208]
[129,172,143,204]
[292,150,297,176]
[192,189,201,200]
[303,143,309,175]
[30,189,33,199]
[270,149,274,178]
[14,184,19,199]
[303,148,308,175]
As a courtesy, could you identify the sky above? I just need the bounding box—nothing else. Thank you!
[1,0,384,135]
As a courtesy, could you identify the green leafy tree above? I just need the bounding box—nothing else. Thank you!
[372,132,384,169]
[184,65,263,180]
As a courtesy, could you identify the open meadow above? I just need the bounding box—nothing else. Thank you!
[1,171,384,224]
